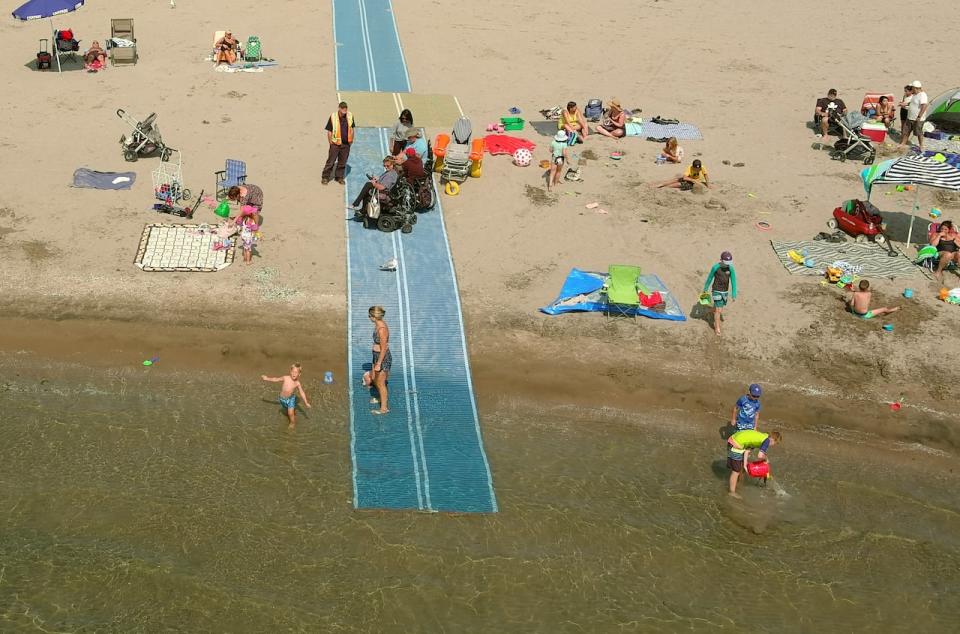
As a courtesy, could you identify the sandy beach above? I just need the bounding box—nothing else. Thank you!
[1,0,960,629]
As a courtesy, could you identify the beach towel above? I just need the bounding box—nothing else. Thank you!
[921,150,960,169]
[770,240,919,278]
[625,121,643,137]
[642,122,703,141]
[483,134,536,156]
[71,168,136,190]
[540,269,686,321]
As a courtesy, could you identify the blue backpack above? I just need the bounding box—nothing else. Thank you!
[584,99,603,122]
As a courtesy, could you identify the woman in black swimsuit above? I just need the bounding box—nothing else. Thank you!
[932,220,960,281]
[368,305,391,415]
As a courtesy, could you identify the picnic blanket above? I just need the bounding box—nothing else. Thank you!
[134,224,235,272]
[71,168,136,190]
[770,240,919,278]
[642,121,703,141]
[540,268,686,321]
[483,134,536,156]
[920,149,960,169]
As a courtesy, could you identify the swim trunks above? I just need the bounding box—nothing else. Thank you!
[727,457,744,473]
[711,290,729,308]
[855,310,875,320]
[278,393,297,410]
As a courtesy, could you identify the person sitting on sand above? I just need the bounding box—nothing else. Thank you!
[727,430,781,497]
[559,101,588,143]
[659,137,684,164]
[83,41,106,67]
[656,159,709,190]
[214,31,241,65]
[846,279,900,319]
[931,220,960,281]
[874,95,896,129]
[594,99,626,139]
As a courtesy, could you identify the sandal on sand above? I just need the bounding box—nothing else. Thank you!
[371,409,390,415]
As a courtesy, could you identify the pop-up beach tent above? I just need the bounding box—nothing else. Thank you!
[11,0,86,74]
[862,155,960,245]
[927,88,960,128]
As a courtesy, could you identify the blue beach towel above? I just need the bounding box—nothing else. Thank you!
[71,168,136,190]
[642,122,703,140]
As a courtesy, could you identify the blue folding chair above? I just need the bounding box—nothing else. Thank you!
[215,159,247,200]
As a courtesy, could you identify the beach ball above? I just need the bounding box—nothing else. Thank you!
[513,148,532,167]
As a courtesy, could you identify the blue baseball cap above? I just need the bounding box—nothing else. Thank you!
[749,383,762,397]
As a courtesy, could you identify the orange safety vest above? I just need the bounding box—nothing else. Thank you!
[330,111,355,145]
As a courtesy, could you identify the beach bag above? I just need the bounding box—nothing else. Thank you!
[584,99,603,122]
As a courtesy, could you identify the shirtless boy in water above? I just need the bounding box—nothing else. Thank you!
[262,363,311,428]
[846,280,900,320]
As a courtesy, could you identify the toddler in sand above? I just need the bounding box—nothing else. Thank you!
[262,363,311,428]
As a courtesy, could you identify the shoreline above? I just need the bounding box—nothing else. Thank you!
[2,290,956,456]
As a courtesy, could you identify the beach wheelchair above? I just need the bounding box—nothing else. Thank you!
[434,118,484,196]
[355,175,418,233]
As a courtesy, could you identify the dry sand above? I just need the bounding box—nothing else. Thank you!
[1,1,958,444]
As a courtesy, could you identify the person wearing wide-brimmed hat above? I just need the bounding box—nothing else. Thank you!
[548,130,570,190]
[595,98,626,139]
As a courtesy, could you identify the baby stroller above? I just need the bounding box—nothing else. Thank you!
[116,109,172,162]
[355,175,418,233]
[830,111,876,165]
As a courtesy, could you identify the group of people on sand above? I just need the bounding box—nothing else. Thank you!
[813,80,930,151]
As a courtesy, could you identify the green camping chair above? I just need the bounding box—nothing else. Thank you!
[244,36,262,62]
[605,264,641,317]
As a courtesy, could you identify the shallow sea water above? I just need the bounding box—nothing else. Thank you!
[1,362,958,632]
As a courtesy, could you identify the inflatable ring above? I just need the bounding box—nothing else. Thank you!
[755,221,772,231]
[444,181,460,196]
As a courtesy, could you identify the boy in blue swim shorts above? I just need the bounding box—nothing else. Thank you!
[262,363,312,429]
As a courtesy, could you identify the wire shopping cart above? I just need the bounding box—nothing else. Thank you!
[151,148,191,205]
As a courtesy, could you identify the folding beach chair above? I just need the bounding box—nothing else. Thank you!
[604,264,641,317]
[244,36,262,62]
[215,159,247,200]
[109,19,137,66]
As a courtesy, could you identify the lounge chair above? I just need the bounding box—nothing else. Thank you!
[109,19,137,66]
[215,159,247,200]
[605,264,641,317]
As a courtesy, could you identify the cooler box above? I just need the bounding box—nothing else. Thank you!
[860,121,887,143]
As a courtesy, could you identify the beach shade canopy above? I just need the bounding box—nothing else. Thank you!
[861,155,960,244]
[11,0,84,20]
[927,88,960,127]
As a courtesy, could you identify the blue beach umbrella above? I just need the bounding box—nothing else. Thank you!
[12,0,86,73]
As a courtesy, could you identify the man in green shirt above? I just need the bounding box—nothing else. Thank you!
[727,429,781,497]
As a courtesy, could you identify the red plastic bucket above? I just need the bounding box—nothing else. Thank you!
[746,461,769,478]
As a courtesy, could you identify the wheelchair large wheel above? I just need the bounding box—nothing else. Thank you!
[377,215,398,232]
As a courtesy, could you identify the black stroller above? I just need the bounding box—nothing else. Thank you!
[116,109,172,162]
[830,111,876,165]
